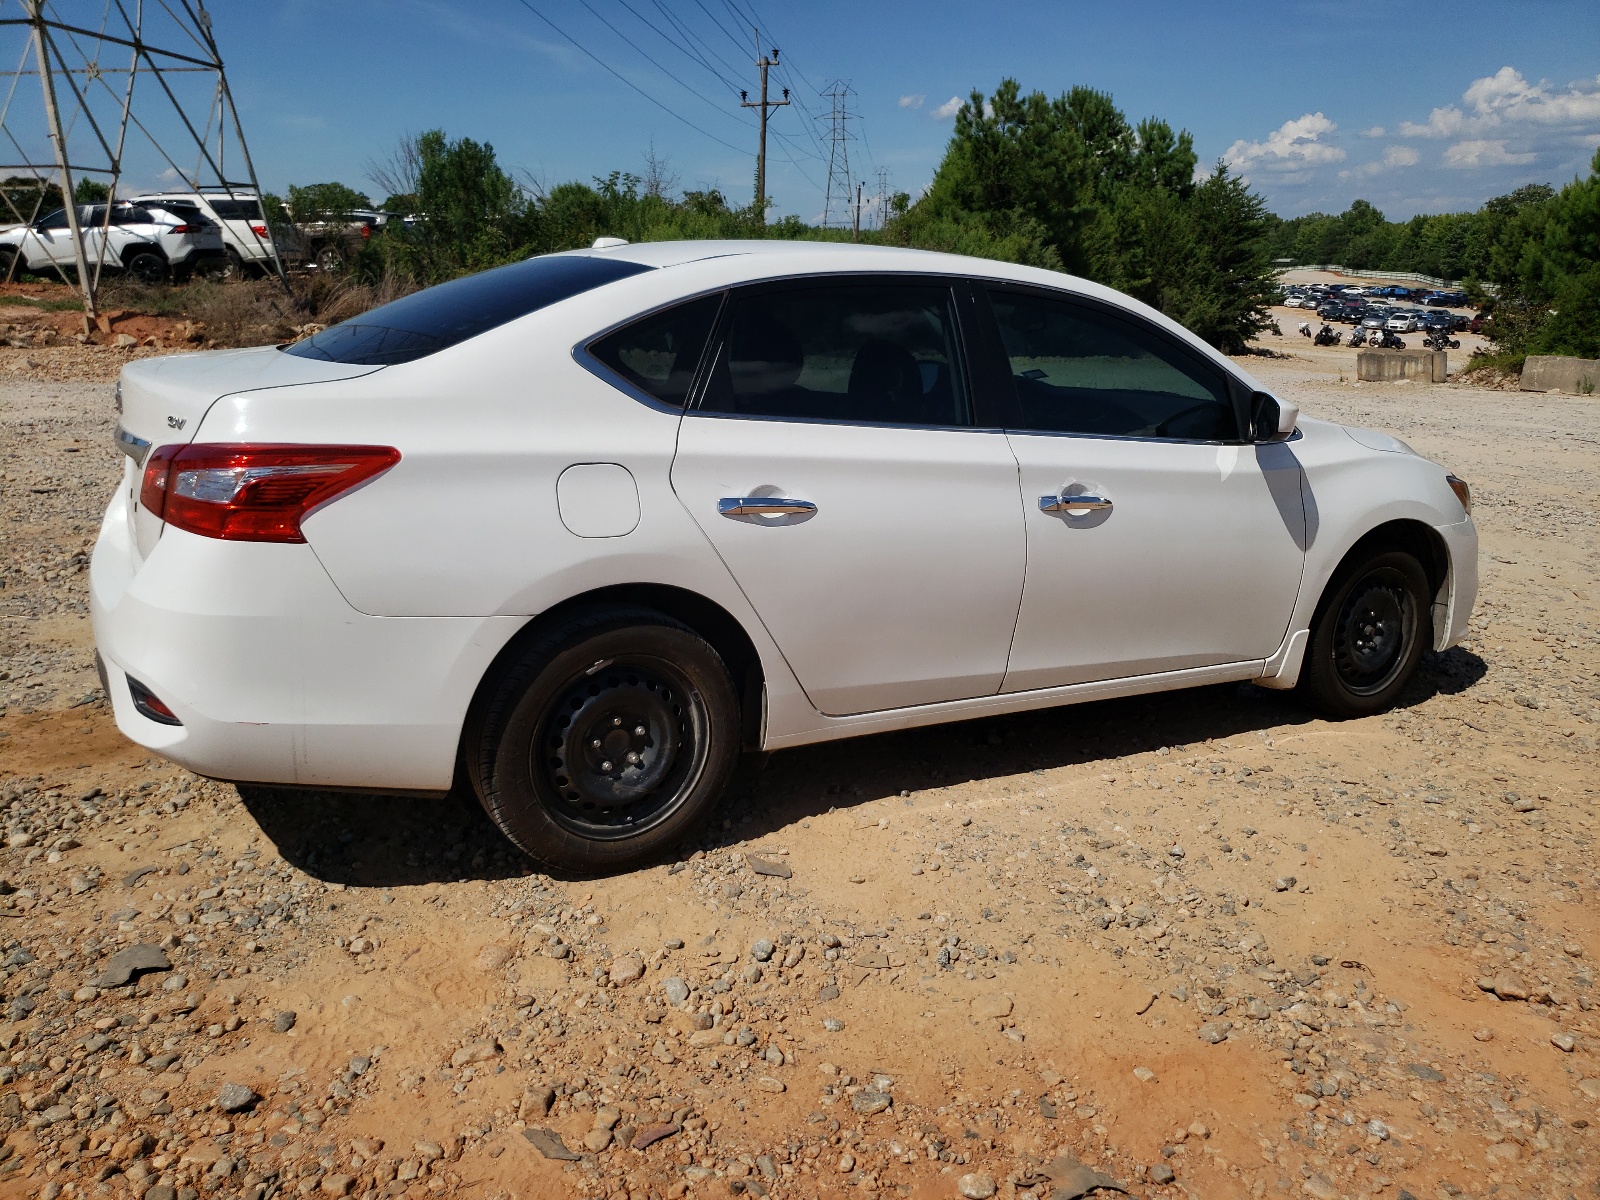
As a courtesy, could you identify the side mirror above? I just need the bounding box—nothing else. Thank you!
[1250,391,1298,442]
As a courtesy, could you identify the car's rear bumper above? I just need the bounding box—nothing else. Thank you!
[90,489,520,791]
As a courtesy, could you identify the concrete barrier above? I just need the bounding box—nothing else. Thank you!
[1357,349,1446,383]
[1521,355,1600,395]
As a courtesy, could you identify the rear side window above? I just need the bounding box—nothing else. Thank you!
[990,289,1236,441]
[589,294,721,408]
[208,198,263,221]
[699,282,968,426]
[286,254,653,366]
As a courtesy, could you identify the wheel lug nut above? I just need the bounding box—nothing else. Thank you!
[591,738,602,749]
[634,725,646,736]
[611,717,623,726]
[627,752,641,764]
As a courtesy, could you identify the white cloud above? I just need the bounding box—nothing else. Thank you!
[1401,66,1600,137]
[1340,144,1421,179]
[1443,139,1537,168]
[1362,126,1386,138]
[1400,106,1468,139]
[1223,112,1345,173]
[931,96,962,120]
[898,94,925,110]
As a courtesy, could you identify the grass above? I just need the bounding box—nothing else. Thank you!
[1463,348,1527,376]
[0,292,85,312]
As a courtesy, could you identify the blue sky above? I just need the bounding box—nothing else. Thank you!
[19,1,1600,224]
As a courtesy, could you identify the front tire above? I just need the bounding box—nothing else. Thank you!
[1297,549,1431,718]
[466,607,741,873]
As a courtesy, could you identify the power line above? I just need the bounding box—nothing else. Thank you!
[614,0,742,95]
[510,0,750,155]
[571,0,753,130]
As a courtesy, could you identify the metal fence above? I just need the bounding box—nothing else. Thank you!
[1276,264,1462,289]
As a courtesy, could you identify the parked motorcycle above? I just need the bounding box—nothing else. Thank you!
[1423,331,1460,351]
[1349,327,1370,348]
[1377,330,1406,350]
[1313,323,1341,346]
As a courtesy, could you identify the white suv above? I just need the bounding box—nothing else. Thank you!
[0,200,226,283]
[128,190,280,277]
[93,240,1478,871]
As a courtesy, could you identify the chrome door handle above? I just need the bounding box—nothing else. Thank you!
[719,496,817,517]
[1040,493,1112,513]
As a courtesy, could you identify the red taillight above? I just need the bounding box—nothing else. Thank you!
[250,224,268,237]
[170,223,199,233]
[361,224,371,239]
[139,443,400,542]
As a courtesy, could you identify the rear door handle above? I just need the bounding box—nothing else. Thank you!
[719,496,817,517]
[1040,493,1112,513]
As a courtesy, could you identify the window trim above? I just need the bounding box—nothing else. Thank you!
[977,282,1252,445]
[573,286,728,415]
[688,273,986,433]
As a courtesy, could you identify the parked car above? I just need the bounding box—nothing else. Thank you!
[280,208,388,273]
[1422,290,1469,307]
[93,240,1478,871]
[0,200,226,284]
[1468,313,1487,335]
[1385,311,1421,333]
[129,189,282,278]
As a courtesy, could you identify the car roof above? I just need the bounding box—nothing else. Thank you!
[552,239,1268,393]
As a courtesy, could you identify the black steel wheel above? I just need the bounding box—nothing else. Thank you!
[1297,548,1431,718]
[466,607,740,872]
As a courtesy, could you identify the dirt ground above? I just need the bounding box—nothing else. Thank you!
[1,333,1597,1200]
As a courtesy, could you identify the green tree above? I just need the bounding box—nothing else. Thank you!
[73,177,109,204]
[1486,150,1599,358]
[286,181,372,223]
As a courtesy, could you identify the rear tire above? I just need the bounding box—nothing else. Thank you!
[126,251,168,285]
[314,244,345,273]
[1296,549,1431,718]
[465,607,741,873]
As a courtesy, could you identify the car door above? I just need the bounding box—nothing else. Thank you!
[670,277,1026,716]
[21,207,77,269]
[980,285,1307,691]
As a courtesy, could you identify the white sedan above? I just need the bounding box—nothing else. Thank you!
[92,241,1478,871]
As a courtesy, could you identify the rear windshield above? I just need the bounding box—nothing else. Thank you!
[208,198,263,221]
[284,254,653,366]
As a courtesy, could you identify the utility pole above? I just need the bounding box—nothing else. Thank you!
[853,182,862,241]
[740,49,788,225]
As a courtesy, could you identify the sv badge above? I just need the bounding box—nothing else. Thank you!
[167,415,186,430]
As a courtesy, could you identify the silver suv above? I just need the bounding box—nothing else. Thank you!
[129,189,281,277]
[0,200,227,284]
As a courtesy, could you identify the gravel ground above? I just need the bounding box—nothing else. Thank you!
[0,345,1597,1200]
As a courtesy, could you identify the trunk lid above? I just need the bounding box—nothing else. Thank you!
[114,346,382,560]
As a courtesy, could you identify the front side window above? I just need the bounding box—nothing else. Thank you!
[286,253,653,367]
[990,289,1237,441]
[35,208,68,230]
[700,282,968,427]
[588,294,721,408]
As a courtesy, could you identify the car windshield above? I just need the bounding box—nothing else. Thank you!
[284,253,653,366]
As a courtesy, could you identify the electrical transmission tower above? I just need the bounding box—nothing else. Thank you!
[0,0,283,321]
[874,167,890,230]
[818,80,855,229]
